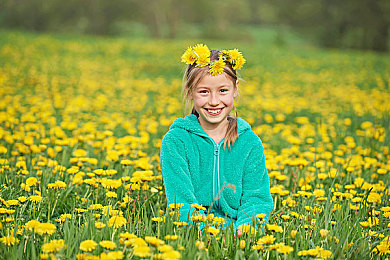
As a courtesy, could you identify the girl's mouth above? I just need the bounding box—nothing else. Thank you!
[204,108,224,116]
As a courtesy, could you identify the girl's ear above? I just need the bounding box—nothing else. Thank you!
[233,80,239,98]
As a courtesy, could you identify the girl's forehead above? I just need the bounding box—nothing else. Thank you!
[196,73,234,88]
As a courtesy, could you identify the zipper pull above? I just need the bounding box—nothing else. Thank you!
[214,144,219,155]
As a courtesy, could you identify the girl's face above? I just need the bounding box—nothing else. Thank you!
[189,72,238,130]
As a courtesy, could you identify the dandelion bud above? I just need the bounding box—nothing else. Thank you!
[320,229,329,238]
[290,230,297,239]
[239,240,246,249]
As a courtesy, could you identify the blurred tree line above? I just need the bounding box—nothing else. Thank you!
[0,0,389,51]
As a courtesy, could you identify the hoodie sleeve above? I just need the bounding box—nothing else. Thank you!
[160,132,207,224]
[236,138,273,229]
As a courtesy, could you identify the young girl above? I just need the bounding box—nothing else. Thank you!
[160,44,273,231]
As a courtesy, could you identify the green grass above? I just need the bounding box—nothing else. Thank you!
[0,29,389,259]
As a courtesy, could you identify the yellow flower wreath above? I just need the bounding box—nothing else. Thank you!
[181,44,246,75]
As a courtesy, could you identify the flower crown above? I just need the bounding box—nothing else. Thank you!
[181,44,246,76]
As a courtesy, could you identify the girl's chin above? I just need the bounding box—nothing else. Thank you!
[199,114,230,126]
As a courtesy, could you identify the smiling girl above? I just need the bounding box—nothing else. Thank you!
[160,44,273,232]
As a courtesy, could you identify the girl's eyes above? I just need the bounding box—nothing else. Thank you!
[198,89,229,94]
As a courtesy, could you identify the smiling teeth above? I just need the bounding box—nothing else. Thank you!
[208,109,221,114]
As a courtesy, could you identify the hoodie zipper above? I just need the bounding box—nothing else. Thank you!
[212,139,223,208]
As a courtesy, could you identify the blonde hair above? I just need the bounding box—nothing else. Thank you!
[182,49,239,150]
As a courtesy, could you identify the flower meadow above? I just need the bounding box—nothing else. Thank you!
[0,30,389,259]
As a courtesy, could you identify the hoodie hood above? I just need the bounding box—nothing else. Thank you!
[169,114,251,137]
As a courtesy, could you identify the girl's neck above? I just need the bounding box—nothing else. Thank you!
[198,117,228,144]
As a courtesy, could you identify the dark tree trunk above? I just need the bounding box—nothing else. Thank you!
[167,0,179,38]
[372,23,388,52]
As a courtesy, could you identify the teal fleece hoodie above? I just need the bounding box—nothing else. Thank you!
[160,114,273,229]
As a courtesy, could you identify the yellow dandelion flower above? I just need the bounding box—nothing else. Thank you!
[25,219,41,232]
[191,203,206,211]
[106,191,117,198]
[152,217,165,223]
[108,216,126,228]
[307,248,319,257]
[367,192,381,204]
[89,204,103,210]
[239,240,246,249]
[381,206,390,212]
[120,159,132,166]
[191,214,205,222]
[99,240,116,250]
[228,49,246,70]
[208,57,225,76]
[360,221,369,228]
[162,250,181,260]
[48,180,67,189]
[169,203,184,209]
[21,183,30,192]
[368,217,379,227]
[318,173,328,180]
[377,168,387,175]
[252,244,264,251]
[75,208,88,213]
[320,229,329,238]
[181,47,197,65]
[212,217,225,225]
[119,232,137,244]
[36,222,56,235]
[26,177,38,186]
[29,195,42,203]
[79,240,97,252]
[164,235,179,241]
[18,196,28,203]
[267,224,283,233]
[56,213,72,223]
[319,249,333,258]
[173,221,188,227]
[206,227,219,236]
[227,49,240,62]
[290,230,298,239]
[298,250,309,256]
[258,235,276,245]
[42,239,65,253]
[145,236,164,247]
[354,177,365,187]
[313,189,325,197]
[269,242,284,251]
[129,237,147,248]
[133,246,151,258]
[100,251,124,259]
[281,214,291,221]
[73,149,87,157]
[256,213,266,220]
[95,222,106,229]
[239,224,256,235]
[158,244,174,252]
[192,44,210,67]
[277,245,294,254]
[0,236,19,246]
[195,240,205,250]
[7,200,19,206]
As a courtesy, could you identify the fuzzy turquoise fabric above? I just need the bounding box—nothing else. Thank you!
[160,114,273,230]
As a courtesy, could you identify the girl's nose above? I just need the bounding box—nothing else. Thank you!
[209,93,219,106]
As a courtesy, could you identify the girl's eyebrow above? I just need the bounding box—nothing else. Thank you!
[197,84,231,89]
